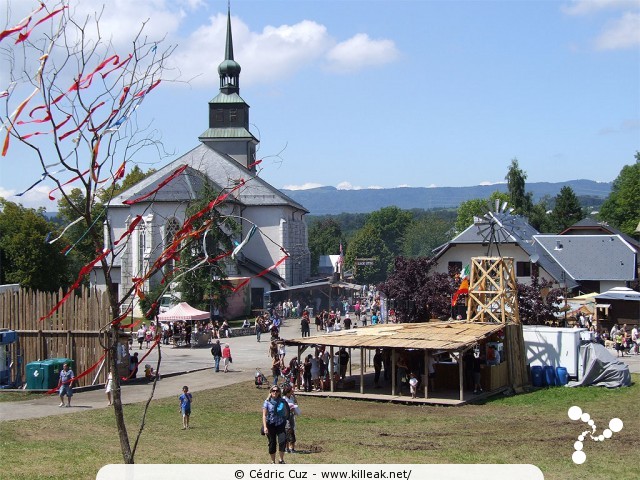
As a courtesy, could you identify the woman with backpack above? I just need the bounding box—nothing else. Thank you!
[262,385,288,464]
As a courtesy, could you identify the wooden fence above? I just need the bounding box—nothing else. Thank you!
[0,287,113,388]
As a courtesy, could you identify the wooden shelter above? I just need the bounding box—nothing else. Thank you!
[283,321,521,405]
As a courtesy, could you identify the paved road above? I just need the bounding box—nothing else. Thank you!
[0,319,307,421]
[1,322,638,421]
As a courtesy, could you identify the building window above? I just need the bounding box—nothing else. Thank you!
[448,261,462,275]
[516,261,531,277]
[215,109,223,123]
[164,218,180,275]
[137,220,146,276]
[229,109,237,122]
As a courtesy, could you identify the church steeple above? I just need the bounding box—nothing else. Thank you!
[218,4,241,95]
[199,2,258,171]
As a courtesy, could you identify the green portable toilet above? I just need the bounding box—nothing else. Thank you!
[26,361,46,389]
[25,358,75,390]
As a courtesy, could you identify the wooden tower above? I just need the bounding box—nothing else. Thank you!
[466,256,520,324]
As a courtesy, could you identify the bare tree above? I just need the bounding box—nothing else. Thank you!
[1,1,177,463]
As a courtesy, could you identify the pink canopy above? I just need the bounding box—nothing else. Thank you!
[157,302,210,322]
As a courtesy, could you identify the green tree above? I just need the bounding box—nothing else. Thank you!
[176,183,235,313]
[549,186,584,233]
[98,165,156,203]
[402,213,454,258]
[344,225,392,284]
[365,206,413,257]
[454,191,509,233]
[526,197,552,233]
[599,153,640,236]
[56,188,104,283]
[505,158,533,215]
[308,218,343,276]
[0,199,69,291]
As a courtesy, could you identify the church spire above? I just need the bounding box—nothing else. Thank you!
[200,1,258,171]
[218,3,241,94]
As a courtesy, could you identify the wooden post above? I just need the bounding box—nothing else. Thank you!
[329,345,334,392]
[360,348,364,394]
[424,350,429,399]
[458,350,464,401]
[391,348,396,396]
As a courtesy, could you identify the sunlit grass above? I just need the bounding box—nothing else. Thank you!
[0,375,637,480]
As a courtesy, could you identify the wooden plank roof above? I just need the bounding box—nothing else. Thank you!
[282,321,505,351]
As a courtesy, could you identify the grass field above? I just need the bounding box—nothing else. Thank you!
[0,376,638,480]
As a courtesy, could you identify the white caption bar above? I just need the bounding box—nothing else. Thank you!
[97,464,544,480]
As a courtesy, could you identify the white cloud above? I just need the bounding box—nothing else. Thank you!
[367,185,384,189]
[325,33,400,73]
[281,183,323,190]
[562,0,638,16]
[174,17,399,86]
[562,0,640,51]
[595,12,640,50]
[336,181,358,190]
[427,184,438,188]
[396,184,411,188]
[1,2,399,89]
[0,184,54,210]
[479,181,507,186]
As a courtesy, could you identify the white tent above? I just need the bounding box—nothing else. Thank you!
[157,302,210,322]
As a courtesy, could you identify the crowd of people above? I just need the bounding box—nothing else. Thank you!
[607,323,639,357]
[133,319,234,349]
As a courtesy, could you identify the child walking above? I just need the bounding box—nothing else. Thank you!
[105,370,113,406]
[179,385,193,429]
[409,373,418,399]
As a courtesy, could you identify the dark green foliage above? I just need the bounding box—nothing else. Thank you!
[0,199,70,291]
[454,191,510,233]
[548,186,584,233]
[505,158,533,215]
[308,218,343,276]
[343,225,392,284]
[364,206,413,258]
[598,153,640,236]
[402,212,455,257]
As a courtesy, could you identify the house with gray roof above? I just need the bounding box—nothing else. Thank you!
[91,7,310,316]
[433,214,637,298]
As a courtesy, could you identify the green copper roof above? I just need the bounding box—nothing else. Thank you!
[209,92,248,104]
[199,127,258,140]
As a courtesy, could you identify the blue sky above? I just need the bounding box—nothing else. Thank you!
[1,0,639,210]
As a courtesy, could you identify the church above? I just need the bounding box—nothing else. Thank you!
[91,8,310,316]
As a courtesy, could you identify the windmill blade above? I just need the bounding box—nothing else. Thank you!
[501,201,508,213]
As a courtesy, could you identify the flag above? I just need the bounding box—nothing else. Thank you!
[337,242,344,265]
[451,264,470,307]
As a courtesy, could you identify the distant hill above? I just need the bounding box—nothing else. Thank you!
[281,180,611,215]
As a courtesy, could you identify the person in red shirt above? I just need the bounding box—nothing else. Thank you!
[222,344,232,372]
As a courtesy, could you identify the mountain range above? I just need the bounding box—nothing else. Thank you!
[280,180,612,215]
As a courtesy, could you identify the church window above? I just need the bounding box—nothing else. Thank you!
[229,109,237,122]
[137,220,147,275]
[164,218,180,275]
[215,109,223,123]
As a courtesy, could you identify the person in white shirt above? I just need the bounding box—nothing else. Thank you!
[631,326,639,355]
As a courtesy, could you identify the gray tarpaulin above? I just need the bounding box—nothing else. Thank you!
[567,343,631,388]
